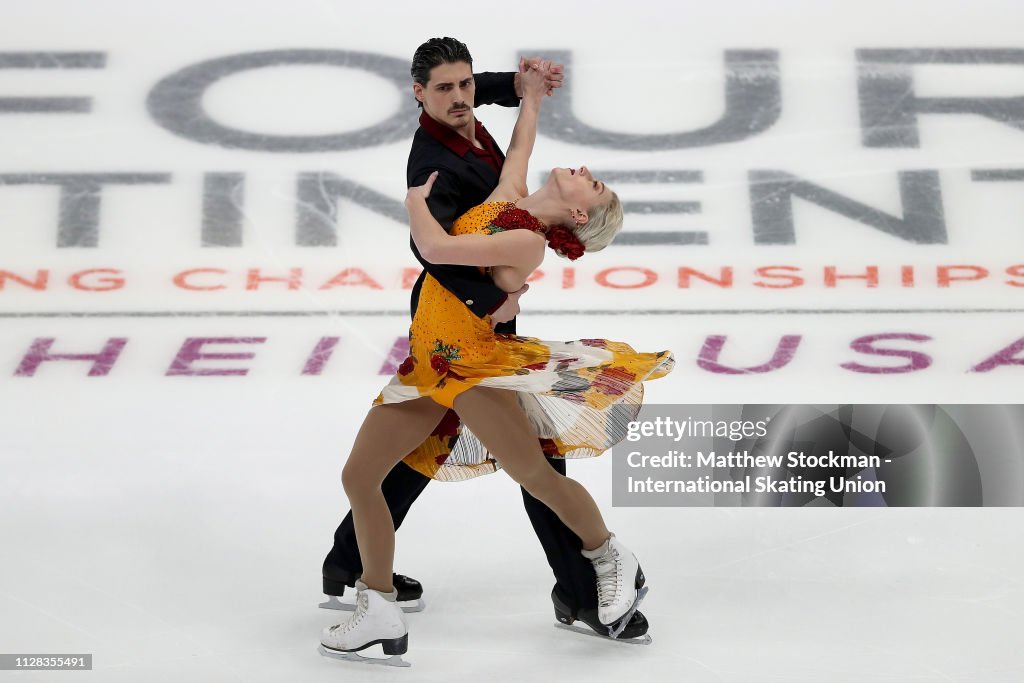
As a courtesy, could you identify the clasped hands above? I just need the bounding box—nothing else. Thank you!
[515,56,564,98]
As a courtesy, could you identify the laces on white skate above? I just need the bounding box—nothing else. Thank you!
[594,548,623,608]
[581,533,648,639]
[328,592,369,635]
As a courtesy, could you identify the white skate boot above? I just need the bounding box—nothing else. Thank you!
[581,533,648,639]
[319,580,410,667]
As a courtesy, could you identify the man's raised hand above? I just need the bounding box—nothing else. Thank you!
[490,284,529,327]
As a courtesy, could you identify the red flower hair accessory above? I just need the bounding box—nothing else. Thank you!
[545,224,586,261]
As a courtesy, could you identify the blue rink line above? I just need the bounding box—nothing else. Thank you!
[1,308,1023,318]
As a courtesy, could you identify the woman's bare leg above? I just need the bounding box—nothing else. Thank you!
[341,397,448,592]
[453,387,610,550]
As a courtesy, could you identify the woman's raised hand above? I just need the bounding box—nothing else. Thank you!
[519,58,551,102]
[406,170,438,206]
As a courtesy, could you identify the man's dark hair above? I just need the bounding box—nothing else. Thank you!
[410,37,473,86]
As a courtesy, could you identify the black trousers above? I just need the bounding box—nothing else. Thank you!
[323,455,599,610]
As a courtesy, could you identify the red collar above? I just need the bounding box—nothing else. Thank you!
[418,110,500,162]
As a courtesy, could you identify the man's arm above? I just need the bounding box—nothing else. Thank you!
[474,60,564,108]
[408,167,508,317]
[473,72,519,108]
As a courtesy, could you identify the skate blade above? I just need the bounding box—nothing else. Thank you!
[318,595,425,614]
[607,585,649,640]
[318,644,410,667]
[554,622,652,646]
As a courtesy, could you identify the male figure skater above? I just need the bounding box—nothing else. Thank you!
[322,37,648,641]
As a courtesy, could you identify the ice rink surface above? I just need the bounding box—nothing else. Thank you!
[2,0,1023,680]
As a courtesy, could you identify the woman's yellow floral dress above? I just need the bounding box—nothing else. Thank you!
[375,201,675,482]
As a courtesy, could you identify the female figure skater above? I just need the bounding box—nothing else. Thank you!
[320,62,674,663]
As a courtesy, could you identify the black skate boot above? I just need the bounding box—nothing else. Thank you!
[551,586,652,645]
[320,566,424,613]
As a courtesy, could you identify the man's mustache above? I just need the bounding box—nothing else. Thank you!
[448,103,469,113]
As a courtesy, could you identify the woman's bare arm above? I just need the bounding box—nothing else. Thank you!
[406,172,544,268]
[485,62,549,203]
[491,264,537,292]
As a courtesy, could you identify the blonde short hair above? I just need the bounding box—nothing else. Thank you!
[573,191,623,254]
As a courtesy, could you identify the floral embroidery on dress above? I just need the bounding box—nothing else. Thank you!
[430,340,463,361]
[554,357,579,372]
[539,438,561,455]
[490,205,586,260]
[490,206,545,234]
[552,372,590,393]
[430,409,460,438]
[592,366,636,396]
[428,339,463,374]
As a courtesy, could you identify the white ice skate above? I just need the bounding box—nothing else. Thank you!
[319,580,410,667]
[581,533,649,639]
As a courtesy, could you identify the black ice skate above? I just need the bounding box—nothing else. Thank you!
[551,586,653,645]
[320,570,425,613]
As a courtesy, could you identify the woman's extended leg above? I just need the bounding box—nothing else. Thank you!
[341,397,448,592]
[452,386,609,550]
[453,386,646,630]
